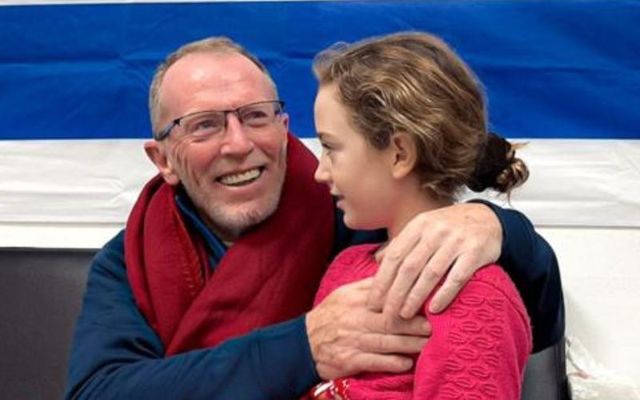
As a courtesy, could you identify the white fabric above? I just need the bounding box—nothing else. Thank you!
[2,138,639,229]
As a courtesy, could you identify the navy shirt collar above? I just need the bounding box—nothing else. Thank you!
[174,189,227,268]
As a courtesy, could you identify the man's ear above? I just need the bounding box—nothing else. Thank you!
[279,113,290,148]
[281,113,290,139]
[390,132,417,179]
[144,141,180,185]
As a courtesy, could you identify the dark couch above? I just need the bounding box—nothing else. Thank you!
[0,248,570,399]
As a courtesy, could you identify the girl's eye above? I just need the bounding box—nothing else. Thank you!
[320,143,333,156]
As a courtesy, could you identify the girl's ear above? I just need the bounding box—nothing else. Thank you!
[390,132,418,179]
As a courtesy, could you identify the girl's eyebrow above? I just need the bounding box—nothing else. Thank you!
[317,131,337,141]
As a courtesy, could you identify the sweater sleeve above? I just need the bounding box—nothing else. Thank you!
[65,231,319,400]
[413,266,532,400]
[469,199,565,352]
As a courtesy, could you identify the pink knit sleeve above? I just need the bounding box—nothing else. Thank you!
[412,265,532,400]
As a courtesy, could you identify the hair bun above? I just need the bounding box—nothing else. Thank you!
[469,132,529,193]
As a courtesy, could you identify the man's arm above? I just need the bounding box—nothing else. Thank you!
[367,201,564,351]
[485,201,565,351]
[66,231,431,398]
[65,232,317,399]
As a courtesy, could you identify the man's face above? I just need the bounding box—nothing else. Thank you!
[146,52,289,241]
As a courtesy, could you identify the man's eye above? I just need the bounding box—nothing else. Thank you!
[197,119,220,129]
[190,117,223,134]
[242,110,270,124]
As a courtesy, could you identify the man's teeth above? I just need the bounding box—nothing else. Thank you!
[218,168,262,186]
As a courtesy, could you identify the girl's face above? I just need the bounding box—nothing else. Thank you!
[313,84,399,230]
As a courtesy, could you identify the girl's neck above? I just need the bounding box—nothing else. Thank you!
[386,189,452,239]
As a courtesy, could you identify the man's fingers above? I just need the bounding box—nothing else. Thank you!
[428,254,476,313]
[308,276,430,380]
[333,277,373,302]
[314,351,414,380]
[344,276,374,292]
[367,203,502,320]
[370,313,431,337]
[398,268,440,319]
[358,333,428,354]
[399,244,458,318]
[382,238,436,317]
[374,246,385,263]
[348,353,414,373]
[368,232,420,310]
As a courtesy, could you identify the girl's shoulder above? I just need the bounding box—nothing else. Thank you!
[314,244,382,306]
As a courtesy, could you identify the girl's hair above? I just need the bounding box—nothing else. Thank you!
[313,32,528,200]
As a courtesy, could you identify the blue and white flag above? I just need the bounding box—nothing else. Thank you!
[1,0,639,247]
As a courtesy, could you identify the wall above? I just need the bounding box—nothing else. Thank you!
[541,227,640,385]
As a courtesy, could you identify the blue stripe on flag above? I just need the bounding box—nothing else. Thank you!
[1,1,638,140]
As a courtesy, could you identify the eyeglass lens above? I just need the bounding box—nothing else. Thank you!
[182,101,282,138]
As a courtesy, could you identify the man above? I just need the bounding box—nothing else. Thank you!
[66,37,563,399]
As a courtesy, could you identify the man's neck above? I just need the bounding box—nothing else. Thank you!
[174,189,229,262]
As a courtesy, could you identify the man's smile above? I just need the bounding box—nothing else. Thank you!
[216,167,265,186]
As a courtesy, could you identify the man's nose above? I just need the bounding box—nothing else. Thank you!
[219,113,254,156]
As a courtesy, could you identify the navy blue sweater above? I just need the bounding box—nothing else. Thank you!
[65,201,564,399]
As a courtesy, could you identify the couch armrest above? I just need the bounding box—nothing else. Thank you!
[522,337,571,400]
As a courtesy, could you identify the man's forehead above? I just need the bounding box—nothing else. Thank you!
[160,51,273,110]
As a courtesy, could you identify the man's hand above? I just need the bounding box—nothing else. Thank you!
[368,202,502,318]
[306,278,430,380]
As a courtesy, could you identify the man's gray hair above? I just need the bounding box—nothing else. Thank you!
[148,37,279,134]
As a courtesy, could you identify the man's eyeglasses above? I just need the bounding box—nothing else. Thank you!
[154,100,285,141]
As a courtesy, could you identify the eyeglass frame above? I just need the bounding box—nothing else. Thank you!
[154,100,286,141]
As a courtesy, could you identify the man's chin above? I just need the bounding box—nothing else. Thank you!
[203,199,280,242]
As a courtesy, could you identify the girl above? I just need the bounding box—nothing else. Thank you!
[307,32,532,399]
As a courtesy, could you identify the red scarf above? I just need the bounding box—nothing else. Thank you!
[125,134,334,355]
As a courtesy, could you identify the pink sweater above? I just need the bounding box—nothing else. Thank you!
[310,244,532,400]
